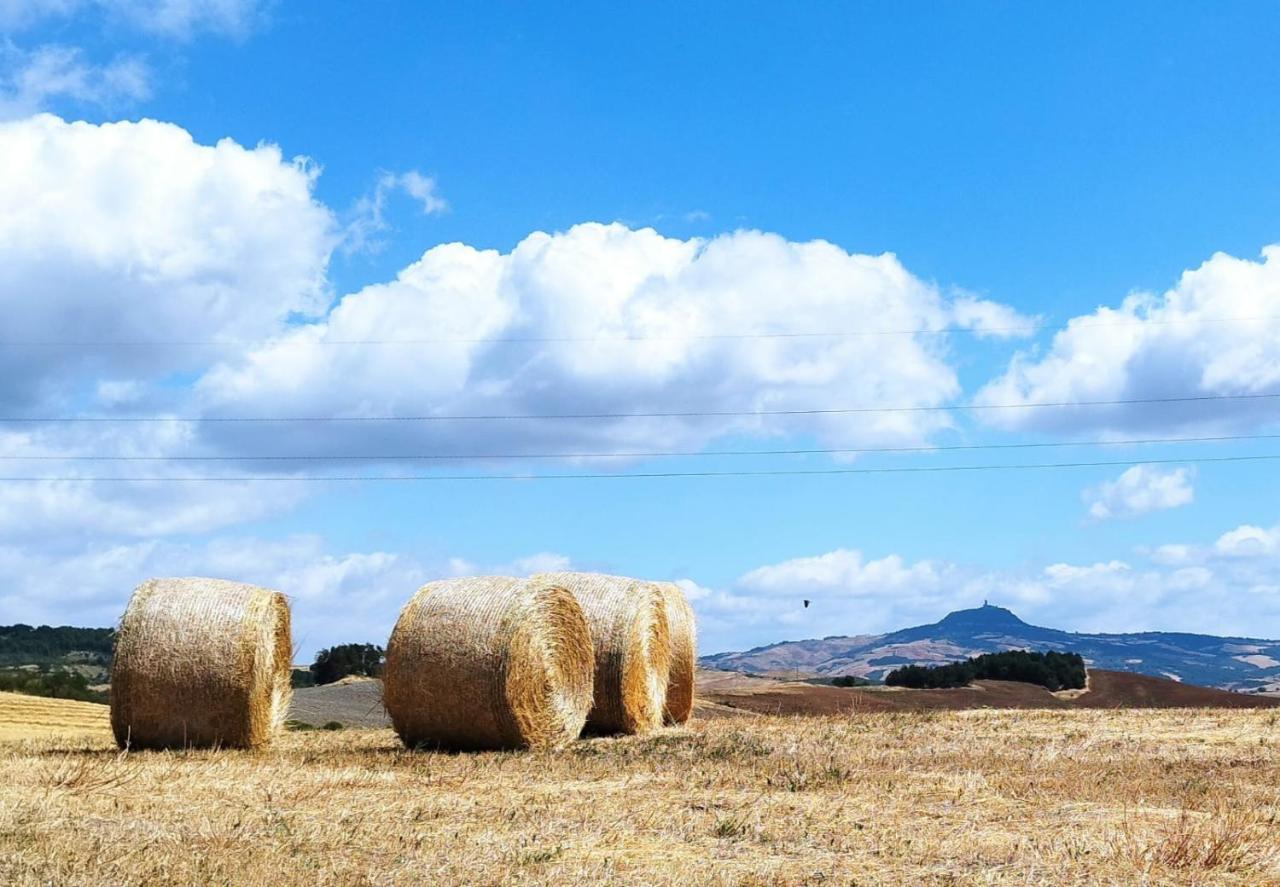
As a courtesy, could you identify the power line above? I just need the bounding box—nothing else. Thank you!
[3,432,1278,462]
[0,453,1275,482]
[0,314,1271,347]
[2,391,1277,423]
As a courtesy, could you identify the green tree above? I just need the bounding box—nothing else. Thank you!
[885,650,1085,691]
[309,643,385,685]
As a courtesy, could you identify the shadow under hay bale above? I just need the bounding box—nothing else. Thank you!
[534,572,672,735]
[383,576,594,751]
[110,577,292,751]
[654,581,696,725]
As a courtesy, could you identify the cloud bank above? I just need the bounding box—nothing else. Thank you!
[977,246,1280,433]
[198,222,1024,459]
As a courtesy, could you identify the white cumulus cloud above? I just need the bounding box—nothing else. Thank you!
[976,244,1280,433]
[0,114,335,411]
[197,222,1022,460]
[1215,524,1280,558]
[1084,464,1195,520]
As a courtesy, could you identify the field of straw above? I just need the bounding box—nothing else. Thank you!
[3,704,1279,885]
[0,693,110,742]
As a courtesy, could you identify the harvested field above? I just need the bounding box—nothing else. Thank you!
[288,676,390,728]
[0,693,110,742]
[2,708,1279,884]
[284,669,1280,731]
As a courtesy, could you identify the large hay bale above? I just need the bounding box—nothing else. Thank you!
[383,576,594,751]
[534,572,671,735]
[110,577,292,750]
[654,581,697,724]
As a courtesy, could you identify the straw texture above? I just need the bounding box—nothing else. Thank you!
[110,577,292,750]
[654,581,697,724]
[534,572,672,735]
[383,576,594,751]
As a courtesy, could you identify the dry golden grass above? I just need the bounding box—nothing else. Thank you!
[0,692,110,742]
[2,706,1279,885]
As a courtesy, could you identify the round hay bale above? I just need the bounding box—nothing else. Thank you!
[383,576,594,751]
[654,581,696,724]
[534,572,671,735]
[110,577,292,750]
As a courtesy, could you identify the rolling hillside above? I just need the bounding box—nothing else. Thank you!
[697,668,1280,716]
[701,603,1280,691]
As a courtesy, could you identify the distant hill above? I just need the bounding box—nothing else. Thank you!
[700,604,1280,692]
[0,625,115,690]
[0,624,114,667]
[696,668,1280,716]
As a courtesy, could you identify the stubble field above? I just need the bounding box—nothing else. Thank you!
[2,699,1279,885]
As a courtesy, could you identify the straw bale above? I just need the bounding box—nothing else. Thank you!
[653,581,696,724]
[383,576,594,750]
[110,577,292,750]
[534,572,671,734]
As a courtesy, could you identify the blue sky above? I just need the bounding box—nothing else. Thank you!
[2,1,1280,657]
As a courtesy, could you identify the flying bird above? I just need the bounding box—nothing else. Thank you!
[803,599,810,608]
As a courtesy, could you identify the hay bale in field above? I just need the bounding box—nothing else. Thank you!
[654,581,696,724]
[110,577,292,750]
[383,576,594,751]
[534,572,671,735]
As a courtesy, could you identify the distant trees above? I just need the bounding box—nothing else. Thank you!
[0,667,108,703]
[0,625,114,666]
[310,644,385,685]
[830,675,870,688]
[885,650,1086,691]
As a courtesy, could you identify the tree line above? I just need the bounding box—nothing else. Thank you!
[0,667,108,703]
[885,650,1086,691]
[0,625,114,666]
[309,643,385,685]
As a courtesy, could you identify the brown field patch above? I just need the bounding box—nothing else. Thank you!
[2,705,1279,884]
[700,668,1280,716]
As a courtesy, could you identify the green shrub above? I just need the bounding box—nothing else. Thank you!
[0,666,108,703]
[310,643,385,685]
[885,650,1086,691]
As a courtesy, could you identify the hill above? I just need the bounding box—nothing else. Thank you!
[0,624,114,685]
[701,603,1280,691]
[697,667,1280,716]
[288,676,391,728]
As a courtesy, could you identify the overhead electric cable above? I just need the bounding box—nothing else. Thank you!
[0,453,1275,482]
[2,432,1278,462]
[0,314,1271,347]
[2,391,1276,423]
